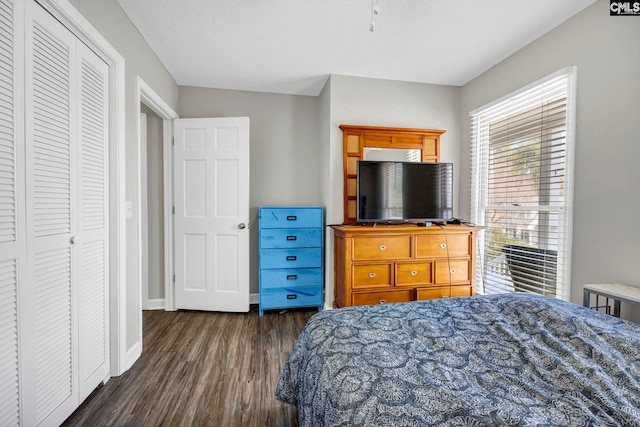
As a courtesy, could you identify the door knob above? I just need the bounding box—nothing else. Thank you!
[70,236,76,245]
[237,223,246,229]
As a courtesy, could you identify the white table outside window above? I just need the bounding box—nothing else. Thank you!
[583,283,640,317]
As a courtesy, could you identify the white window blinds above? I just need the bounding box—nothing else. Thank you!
[470,67,576,300]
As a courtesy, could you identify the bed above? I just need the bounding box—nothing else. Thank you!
[276,293,640,426]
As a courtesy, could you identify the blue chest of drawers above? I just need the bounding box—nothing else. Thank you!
[259,206,324,316]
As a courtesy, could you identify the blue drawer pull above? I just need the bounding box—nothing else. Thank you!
[286,255,297,261]
[286,274,298,280]
[286,215,297,221]
[286,235,297,241]
[286,294,297,300]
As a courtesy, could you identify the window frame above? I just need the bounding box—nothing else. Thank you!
[469,67,577,301]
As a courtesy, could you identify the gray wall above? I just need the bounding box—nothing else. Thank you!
[323,75,461,307]
[459,0,640,319]
[178,86,321,294]
[68,0,178,350]
[145,111,165,301]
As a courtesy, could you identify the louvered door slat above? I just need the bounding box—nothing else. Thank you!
[31,19,72,239]
[80,240,106,381]
[0,2,19,425]
[0,259,19,427]
[0,0,15,247]
[34,247,72,423]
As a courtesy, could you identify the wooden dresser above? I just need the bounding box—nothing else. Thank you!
[331,224,482,308]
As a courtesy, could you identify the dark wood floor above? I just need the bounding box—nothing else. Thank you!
[62,306,315,426]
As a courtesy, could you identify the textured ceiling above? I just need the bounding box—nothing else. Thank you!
[116,0,597,96]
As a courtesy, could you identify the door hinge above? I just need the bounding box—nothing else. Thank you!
[172,136,175,146]
[173,274,175,283]
[172,206,175,215]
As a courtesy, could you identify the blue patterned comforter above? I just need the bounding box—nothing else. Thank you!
[276,294,640,426]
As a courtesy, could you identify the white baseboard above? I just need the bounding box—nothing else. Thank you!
[143,298,166,310]
[125,341,142,371]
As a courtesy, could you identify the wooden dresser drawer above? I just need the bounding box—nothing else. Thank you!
[415,234,470,258]
[396,262,433,286]
[435,260,470,284]
[353,236,411,260]
[352,289,413,306]
[416,285,473,300]
[352,264,392,288]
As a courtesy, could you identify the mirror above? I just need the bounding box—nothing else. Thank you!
[363,148,421,162]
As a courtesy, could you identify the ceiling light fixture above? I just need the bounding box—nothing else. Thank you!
[370,0,380,32]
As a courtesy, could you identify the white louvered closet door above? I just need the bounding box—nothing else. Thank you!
[76,40,109,403]
[22,1,110,425]
[0,0,25,425]
[24,2,79,425]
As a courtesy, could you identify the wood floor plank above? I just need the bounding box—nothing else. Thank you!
[62,306,314,426]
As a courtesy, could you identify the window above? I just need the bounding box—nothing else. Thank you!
[470,67,576,300]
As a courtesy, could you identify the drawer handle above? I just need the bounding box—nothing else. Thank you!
[284,288,314,297]
[440,243,447,249]
[379,299,386,304]
[450,269,456,274]
[286,294,298,300]
[369,272,376,278]
[410,271,418,276]
[379,245,386,251]
[286,256,297,261]
[286,215,297,221]
[286,274,298,280]
[286,235,297,241]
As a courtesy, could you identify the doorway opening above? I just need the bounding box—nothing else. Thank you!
[135,77,178,359]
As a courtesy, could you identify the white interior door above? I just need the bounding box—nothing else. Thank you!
[173,117,250,312]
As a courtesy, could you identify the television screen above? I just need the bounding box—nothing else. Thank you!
[357,161,453,222]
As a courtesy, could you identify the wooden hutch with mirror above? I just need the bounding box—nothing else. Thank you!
[333,124,482,308]
[340,124,444,224]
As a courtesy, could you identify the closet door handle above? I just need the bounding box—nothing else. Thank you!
[70,236,76,245]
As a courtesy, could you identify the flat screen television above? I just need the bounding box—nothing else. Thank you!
[356,160,454,223]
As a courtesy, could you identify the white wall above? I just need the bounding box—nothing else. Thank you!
[323,75,461,307]
[459,0,640,318]
[178,86,321,294]
[68,0,178,351]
